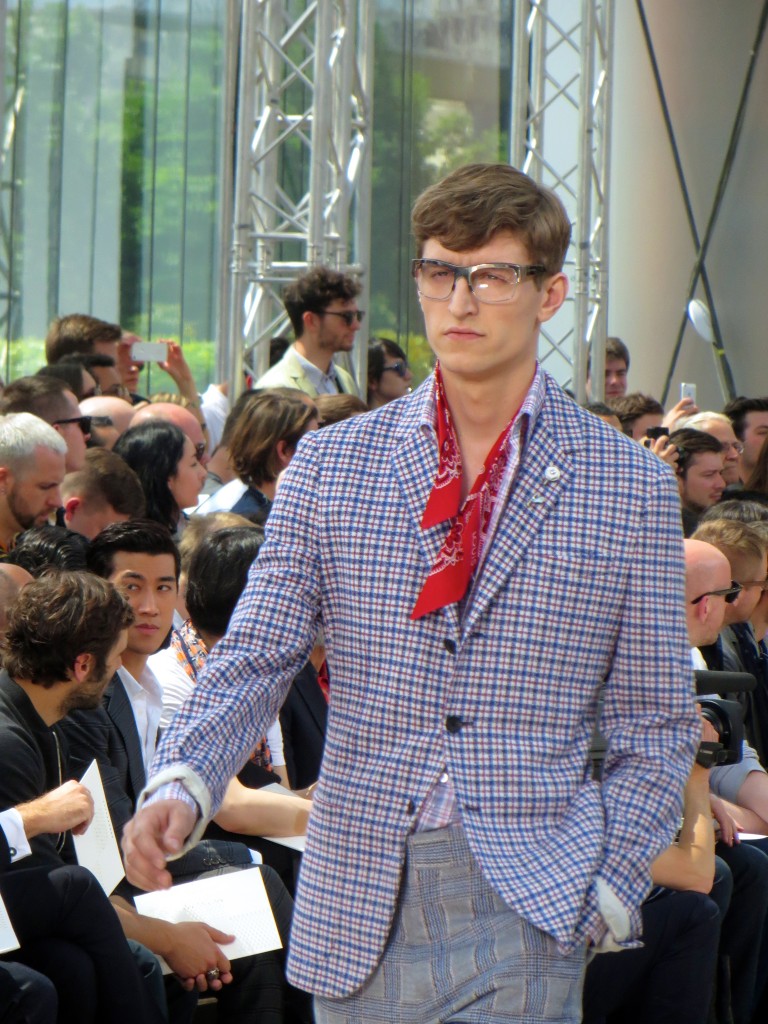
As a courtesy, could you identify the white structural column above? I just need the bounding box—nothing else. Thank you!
[220,0,373,397]
[511,0,615,402]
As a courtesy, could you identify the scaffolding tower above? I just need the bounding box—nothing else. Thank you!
[218,0,373,399]
[511,0,615,402]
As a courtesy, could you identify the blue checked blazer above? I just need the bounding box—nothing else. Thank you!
[153,371,700,998]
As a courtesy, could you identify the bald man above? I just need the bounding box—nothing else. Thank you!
[80,396,135,450]
[684,539,734,648]
[130,402,208,465]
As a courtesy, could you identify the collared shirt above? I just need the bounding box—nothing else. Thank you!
[414,364,547,831]
[118,664,164,770]
[293,348,344,395]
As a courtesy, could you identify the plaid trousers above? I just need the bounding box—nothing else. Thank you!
[314,825,587,1023]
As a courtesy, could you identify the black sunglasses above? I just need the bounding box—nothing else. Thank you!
[53,415,91,436]
[319,309,366,327]
[381,361,409,379]
[690,581,743,605]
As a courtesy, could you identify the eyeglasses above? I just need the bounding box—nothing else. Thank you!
[89,416,114,428]
[319,309,365,327]
[690,580,743,605]
[411,258,548,304]
[720,440,744,455]
[53,415,91,436]
[381,361,409,379]
[194,442,206,462]
[737,579,768,591]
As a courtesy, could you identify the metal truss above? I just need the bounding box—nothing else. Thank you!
[511,0,615,402]
[219,0,373,398]
[637,0,768,405]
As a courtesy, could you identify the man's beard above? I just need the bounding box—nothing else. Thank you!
[59,668,110,715]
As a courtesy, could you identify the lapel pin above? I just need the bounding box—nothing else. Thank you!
[544,466,561,482]
[529,495,545,505]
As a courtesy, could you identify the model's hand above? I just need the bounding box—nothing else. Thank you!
[17,780,94,838]
[162,921,234,992]
[122,799,197,891]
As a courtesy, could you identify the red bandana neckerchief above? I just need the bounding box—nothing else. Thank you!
[410,366,518,620]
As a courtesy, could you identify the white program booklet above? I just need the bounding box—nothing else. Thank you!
[73,759,125,896]
[0,894,19,954]
[135,867,282,974]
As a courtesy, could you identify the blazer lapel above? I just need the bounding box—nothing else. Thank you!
[391,384,461,633]
[464,398,576,635]
[104,674,147,801]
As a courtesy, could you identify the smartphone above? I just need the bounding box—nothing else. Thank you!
[131,340,168,362]
[645,426,670,441]
[680,382,697,404]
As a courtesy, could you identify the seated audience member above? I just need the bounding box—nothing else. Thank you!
[79,395,135,450]
[0,572,166,1023]
[586,335,630,401]
[0,376,89,472]
[74,352,130,400]
[693,518,768,765]
[582,401,622,431]
[44,313,123,365]
[196,391,258,506]
[114,421,206,536]
[0,414,67,554]
[609,391,665,439]
[148,526,314,817]
[36,361,99,402]
[680,411,744,487]
[255,266,362,397]
[669,428,726,536]
[60,448,146,539]
[225,390,319,523]
[130,399,208,466]
[175,510,256,623]
[366,338,413,409]
[6,525,89,576]
[700,498,768,524]
[316,392,368,425]
[723,396,768,485]
[61,522,311,1022]
[0,563,31,634]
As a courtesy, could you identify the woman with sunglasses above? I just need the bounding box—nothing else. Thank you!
[113,420,206,535]
[366,337,413,410]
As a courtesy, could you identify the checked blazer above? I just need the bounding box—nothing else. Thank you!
[151,370,700,998]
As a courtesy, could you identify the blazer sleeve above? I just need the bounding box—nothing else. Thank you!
[595,465,700,938]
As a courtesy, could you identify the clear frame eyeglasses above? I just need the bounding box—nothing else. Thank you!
[411,258,547,304]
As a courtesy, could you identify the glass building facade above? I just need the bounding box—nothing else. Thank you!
[1,1,514,388]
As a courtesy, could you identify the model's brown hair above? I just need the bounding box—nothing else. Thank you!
[411,163,571,272]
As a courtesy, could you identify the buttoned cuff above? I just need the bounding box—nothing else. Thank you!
[136,767,211,860]
[0,808,30,863]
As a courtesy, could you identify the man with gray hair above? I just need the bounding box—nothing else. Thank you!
[680,411,744,486]
[0,412,67,552]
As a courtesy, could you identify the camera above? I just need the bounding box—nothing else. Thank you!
[694,670,756,767]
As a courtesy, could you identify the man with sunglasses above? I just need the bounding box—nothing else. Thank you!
[124,164,699,1023]
[0,375,89,472]
[255,266,363,398]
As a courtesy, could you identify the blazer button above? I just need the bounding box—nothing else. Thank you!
[444,638,457,654]
[406,799,416,815]
[445,715,463,734]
